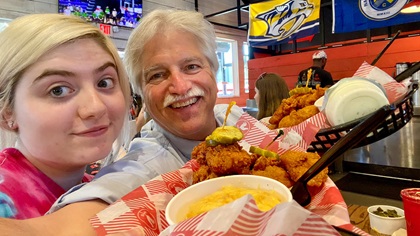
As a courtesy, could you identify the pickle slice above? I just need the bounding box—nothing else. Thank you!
[249,146,279,159]
[205,126,243,145]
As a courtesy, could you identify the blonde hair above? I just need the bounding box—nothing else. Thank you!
[0,14,132,151]
[124,9,219,97]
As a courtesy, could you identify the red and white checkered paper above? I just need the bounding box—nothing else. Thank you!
[354,61,409,104]
[90,113,368,236]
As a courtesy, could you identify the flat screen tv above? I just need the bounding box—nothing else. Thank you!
[58,0,142,28]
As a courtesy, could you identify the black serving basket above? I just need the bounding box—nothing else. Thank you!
[308,82,418,153]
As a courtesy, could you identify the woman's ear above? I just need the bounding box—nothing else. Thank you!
[1,110,17,131]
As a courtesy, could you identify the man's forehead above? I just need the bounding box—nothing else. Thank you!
[144,56,207,70]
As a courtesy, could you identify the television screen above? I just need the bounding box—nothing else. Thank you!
[58,0,142,28]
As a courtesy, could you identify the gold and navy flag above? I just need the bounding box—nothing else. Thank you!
[248,0,321,46]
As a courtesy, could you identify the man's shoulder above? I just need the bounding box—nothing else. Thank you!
[313,67,331,75]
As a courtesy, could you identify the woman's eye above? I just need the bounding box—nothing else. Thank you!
[98,78,115,88]
[49,86,72,97]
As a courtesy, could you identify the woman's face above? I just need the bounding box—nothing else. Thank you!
[254,87,260,108]
[12,38,126,172]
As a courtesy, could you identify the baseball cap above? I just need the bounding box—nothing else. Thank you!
[312,50,327,59]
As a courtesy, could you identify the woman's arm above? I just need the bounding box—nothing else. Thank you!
[0,200,108,236]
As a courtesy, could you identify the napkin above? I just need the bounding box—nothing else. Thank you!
[354,61,409,104]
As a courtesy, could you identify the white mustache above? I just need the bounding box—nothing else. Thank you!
[163,86,205,107]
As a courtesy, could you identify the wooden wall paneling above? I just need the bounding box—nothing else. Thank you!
[248,36,420,100]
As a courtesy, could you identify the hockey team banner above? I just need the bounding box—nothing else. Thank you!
[333,0,420,34]
[248,0,320,47]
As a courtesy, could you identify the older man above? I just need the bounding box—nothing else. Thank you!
[0,9,243,235]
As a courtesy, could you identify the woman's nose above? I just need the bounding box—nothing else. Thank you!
[78,90,107,119]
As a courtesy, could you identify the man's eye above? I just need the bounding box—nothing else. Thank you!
[49,86,72,97]
[149,73,164,81]
[98,78,115,88]
[186,64,200,71]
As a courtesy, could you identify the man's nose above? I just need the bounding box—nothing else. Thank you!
[168,71,191,94]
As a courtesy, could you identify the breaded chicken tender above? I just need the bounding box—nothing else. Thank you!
[192,165,218,184]
[268,85,327,129]
[252,165,294,188]
[280,150,328,187]
[191,142,210,166]
[192,142,257,176]
[278,105,319,128]
[252,155,280,171]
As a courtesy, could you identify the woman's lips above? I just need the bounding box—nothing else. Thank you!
[75,125,109,137]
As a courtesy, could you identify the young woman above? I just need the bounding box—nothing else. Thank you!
[0,13,131,219]
[254,72,290,120]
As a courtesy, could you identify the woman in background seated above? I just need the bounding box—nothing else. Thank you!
[0,14,131,219]
[254,72,290,120]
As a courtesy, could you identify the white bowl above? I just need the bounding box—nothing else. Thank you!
[367,205,406,235]
[324,77,389,126]
[165,175,293,225]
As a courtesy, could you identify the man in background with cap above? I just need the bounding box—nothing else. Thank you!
[296,50,334,89]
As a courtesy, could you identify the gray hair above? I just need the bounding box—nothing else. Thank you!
[124,9,219,97]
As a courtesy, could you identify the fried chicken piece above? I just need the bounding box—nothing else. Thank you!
[191,141,210,165]
[268,85,327,129]
[192,165,218,184]
[280,150,328,187]
[252,155,280,171]
[278,105,319,128]
[252,165,294,188]
[204,142,257,175]
[268,96,299,126]
[296,85,327,108]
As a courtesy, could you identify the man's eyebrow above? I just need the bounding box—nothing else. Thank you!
[182,56,204,64]
[33,61,117,84]
[144,64,163,76]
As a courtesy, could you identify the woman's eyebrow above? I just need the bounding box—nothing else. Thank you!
[33,70,74,84]
[33,61,117,84]
[94,61,117,74]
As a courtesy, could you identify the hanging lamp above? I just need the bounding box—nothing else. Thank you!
[401,0,420,13]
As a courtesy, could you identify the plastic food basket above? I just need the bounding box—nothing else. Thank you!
[308,84,417,153]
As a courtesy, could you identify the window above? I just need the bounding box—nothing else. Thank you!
[216,38,239,97]
[243,42,250,93]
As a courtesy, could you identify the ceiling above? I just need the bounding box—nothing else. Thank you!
[195,0,254,31]
[195,0,333,31]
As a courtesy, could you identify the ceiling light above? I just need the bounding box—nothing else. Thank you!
[401,0,420,13]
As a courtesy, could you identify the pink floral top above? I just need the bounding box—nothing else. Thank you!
[0,148,93,219]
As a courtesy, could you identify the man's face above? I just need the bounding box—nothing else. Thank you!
[321,58,327,69]
[141,30,218,140]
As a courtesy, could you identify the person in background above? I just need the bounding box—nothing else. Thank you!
[0,9,244,235]
[296,50,334,89]
[254,72,290,120]
[0,14,132,219]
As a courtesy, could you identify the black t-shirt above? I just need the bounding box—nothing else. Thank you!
[297,66,334,89]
